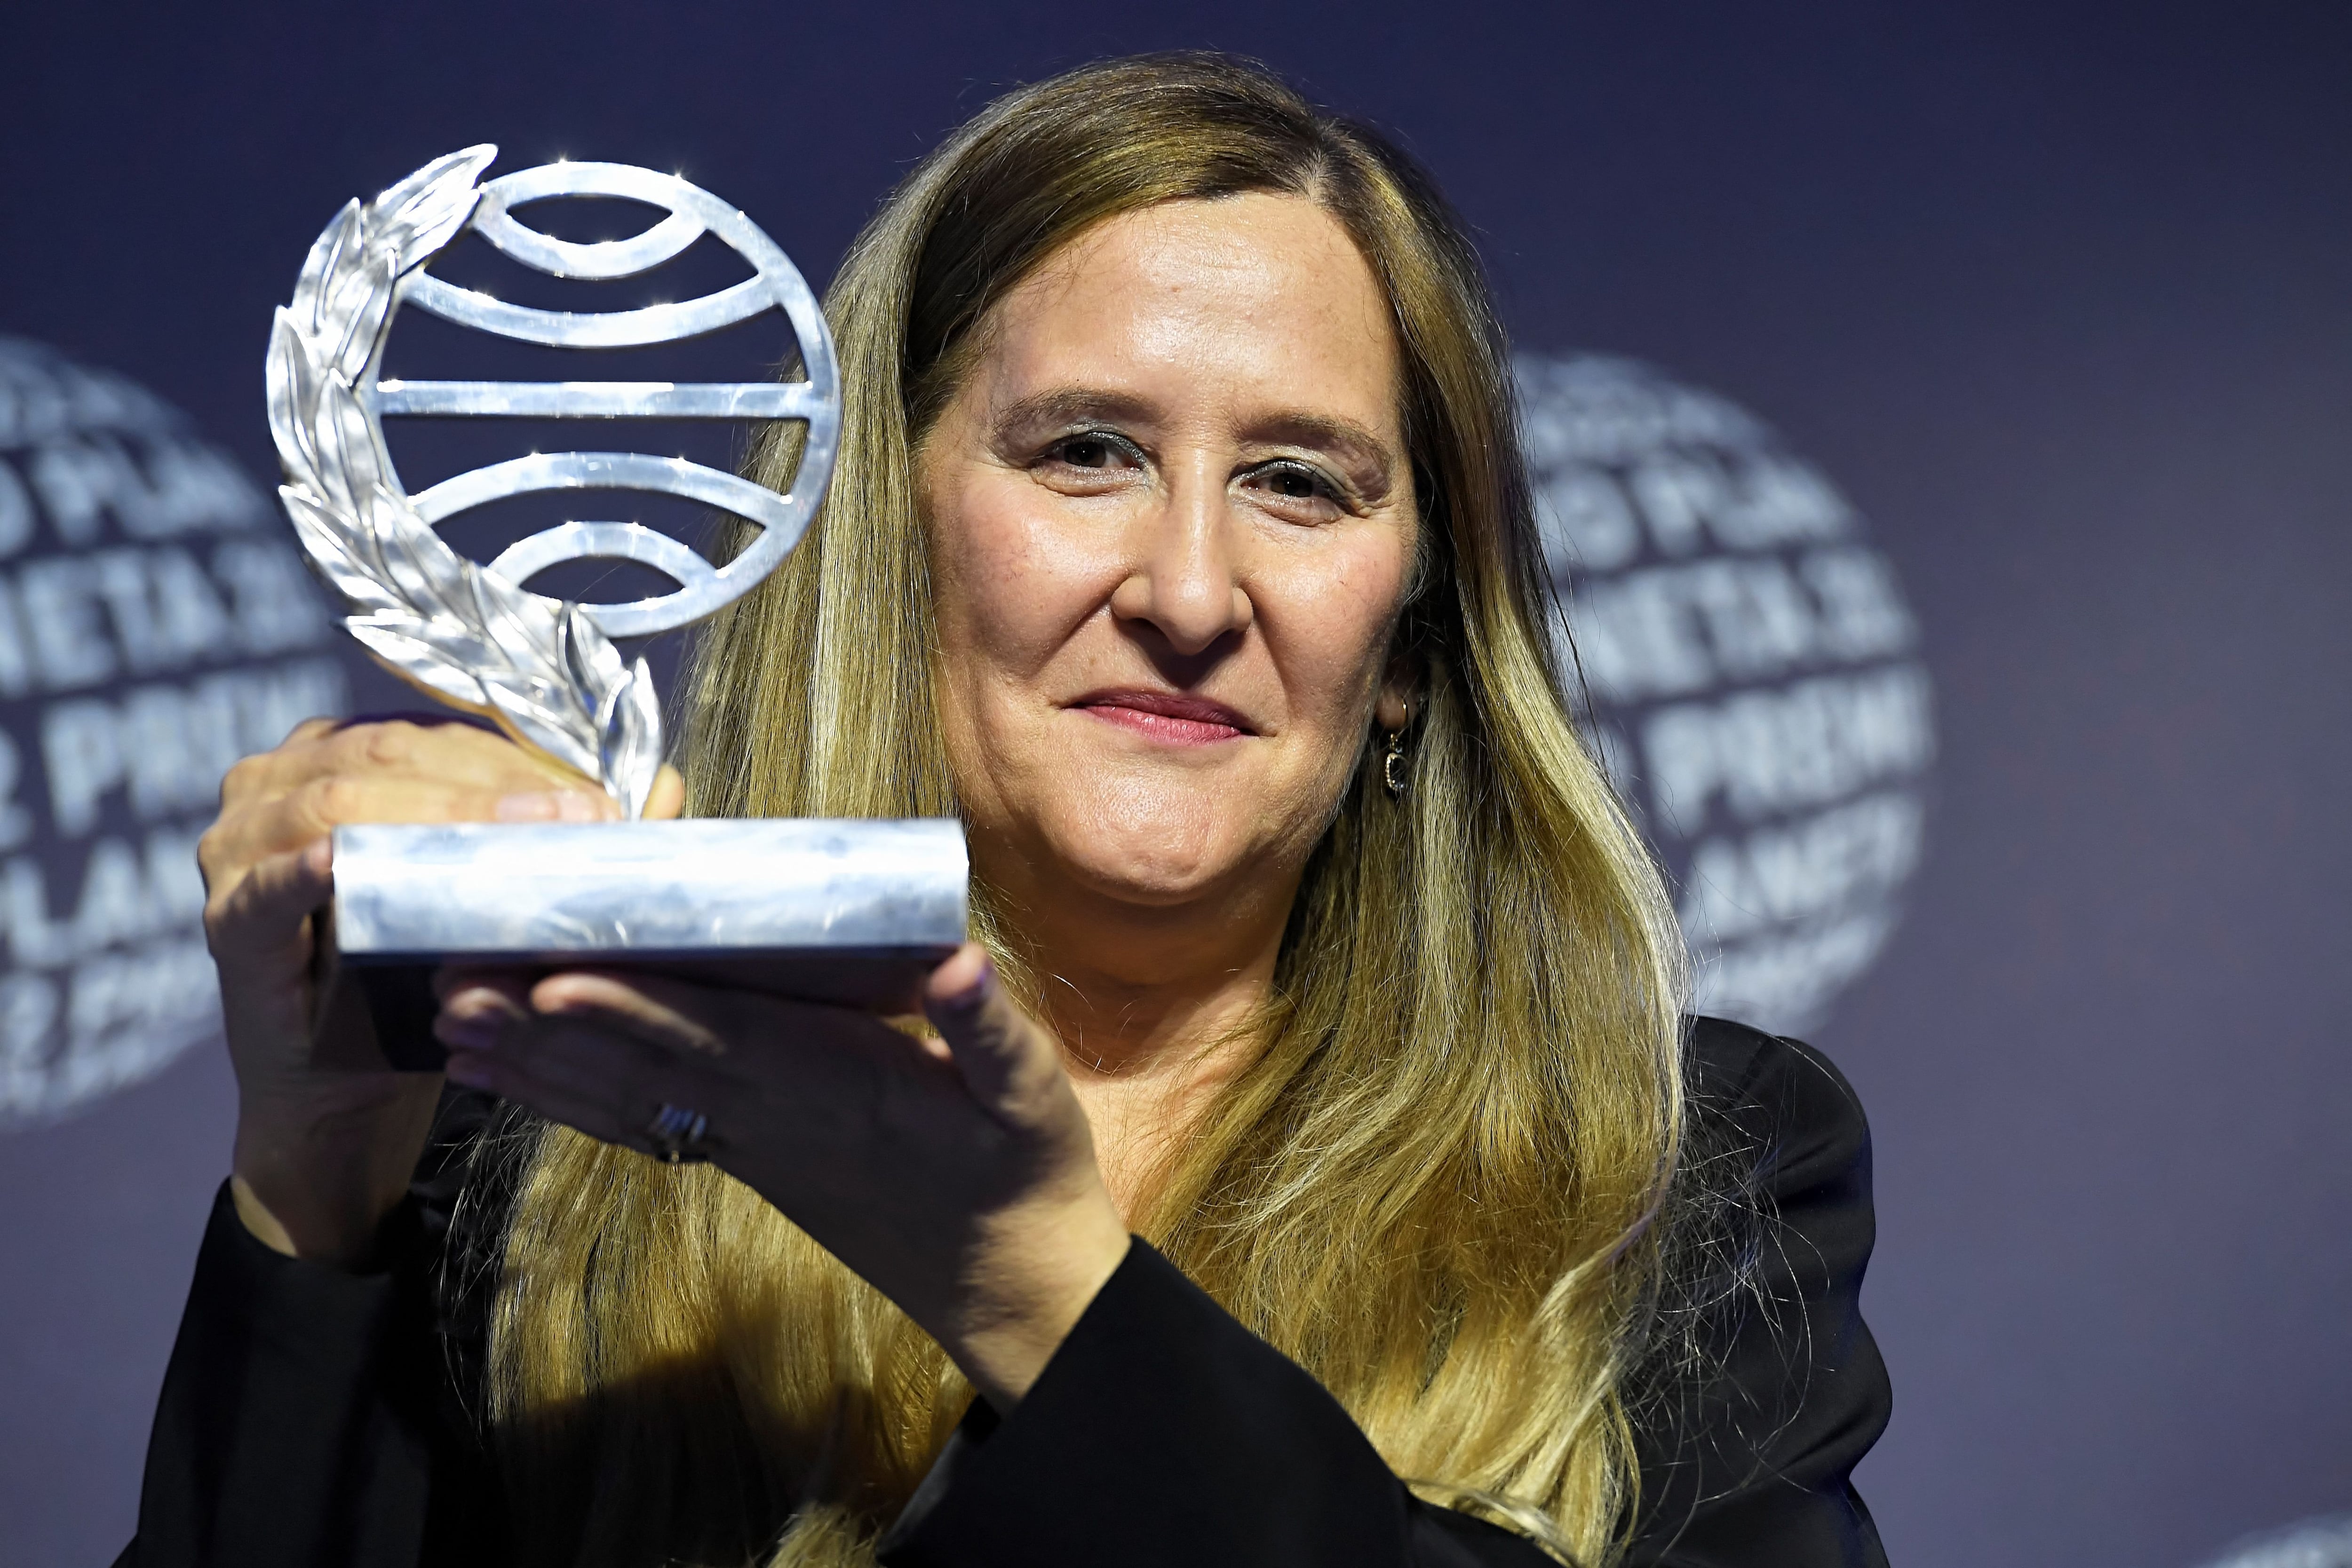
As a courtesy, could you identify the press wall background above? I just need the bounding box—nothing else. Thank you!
[2,4,2346,1564]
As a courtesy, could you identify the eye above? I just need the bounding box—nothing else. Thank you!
[1040,431,1141,473]
[1242,459,1348,519]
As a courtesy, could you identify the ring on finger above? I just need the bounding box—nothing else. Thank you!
[645,1101,715,1165]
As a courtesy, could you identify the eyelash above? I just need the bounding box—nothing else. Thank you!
[1249,459,1346,505]
[1040,434,1346,507]
[1041,431,1143,470]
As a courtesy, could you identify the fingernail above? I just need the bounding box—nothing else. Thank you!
[562,790,622,823]
[495,791,558,822]
[445,983,528,1024]
[495,790,614,823]
[934,954,995,1012]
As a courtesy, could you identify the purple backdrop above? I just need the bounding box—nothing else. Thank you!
[3,4,2347,1564]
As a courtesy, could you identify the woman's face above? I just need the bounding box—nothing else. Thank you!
[922,192,1417,923]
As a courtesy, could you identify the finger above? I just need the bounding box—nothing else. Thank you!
[527,969,743,1060]
[489,1014,675,1105]
[533,967,938,1072]
[448,1025,729,1158]
[319,716,588,791]
[923,946,1065,1121]
[444,1047,652,1153]
[224,717,589,807]
[214,714,340,805]
[529,968,851,1081]
[431,966,536,1053]
[527,969,935,1109]
[433,963,539,1005]
[644,764,687,821]
[203,838,334,966]
[205,775,616,877]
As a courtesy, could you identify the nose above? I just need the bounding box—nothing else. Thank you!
[1108,459,1254,657]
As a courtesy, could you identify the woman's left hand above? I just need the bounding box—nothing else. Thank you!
[432,946,1132,1410]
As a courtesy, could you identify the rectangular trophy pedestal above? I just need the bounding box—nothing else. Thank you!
[313,818,968,1070]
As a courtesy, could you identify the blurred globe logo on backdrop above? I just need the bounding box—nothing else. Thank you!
[0,338,346,1130]
[0,338,1932,1125]
[1517,354,1935,1037]
[2199,1517,2352,1568]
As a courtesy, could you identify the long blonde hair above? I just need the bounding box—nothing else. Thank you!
[483,54,1690,1568]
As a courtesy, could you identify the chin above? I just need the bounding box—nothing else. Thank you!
[1063,834,1246,907]
[1049,795,1262,908]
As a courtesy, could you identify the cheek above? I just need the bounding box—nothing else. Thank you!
[932,473,1089,683]
[1259,540,1412,729]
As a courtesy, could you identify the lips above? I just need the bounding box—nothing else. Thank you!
[1072,688,1254,744]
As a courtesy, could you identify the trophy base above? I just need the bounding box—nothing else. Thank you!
[313,819,968,1071]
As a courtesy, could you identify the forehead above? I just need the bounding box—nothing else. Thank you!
[978,192,1402,429]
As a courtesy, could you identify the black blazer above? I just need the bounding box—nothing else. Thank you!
[119,1016,1890,1568]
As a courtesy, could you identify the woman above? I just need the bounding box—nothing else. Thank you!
[127,53,1887,1568]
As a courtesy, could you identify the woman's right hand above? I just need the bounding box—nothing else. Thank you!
[199,716,623,1266]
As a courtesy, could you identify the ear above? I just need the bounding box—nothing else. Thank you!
[1375,651,1419,731]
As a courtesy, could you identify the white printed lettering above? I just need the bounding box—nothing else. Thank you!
[1682,792,1925,939]
[18,559,116,689]
[40,699,121,837]
[0,580,35,698]
[0,858,73,967]
[0,459,34,558]
[72,839,156,952]
[25,441,116,547]
[1804,547,1917,658]
[1627,453,1722,557]
[1535,465,1644,573]
[1642,664,1935,830]
[211,540,330,654]
[40,660,348,837]
[0,733,32,851]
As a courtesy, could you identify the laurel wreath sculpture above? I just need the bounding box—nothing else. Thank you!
[266,146,663,818]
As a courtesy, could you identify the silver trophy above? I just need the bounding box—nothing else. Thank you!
[267,147,965,1069]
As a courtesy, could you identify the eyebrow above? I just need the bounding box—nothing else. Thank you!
[1239,412,1399,480]
[992,387,1156,435]
[992,388,1400,478]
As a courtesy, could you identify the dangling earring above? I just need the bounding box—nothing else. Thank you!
[1382,707,1410,799]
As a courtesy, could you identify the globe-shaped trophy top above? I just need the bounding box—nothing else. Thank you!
[264,146,841,814]
[359,153,840,639]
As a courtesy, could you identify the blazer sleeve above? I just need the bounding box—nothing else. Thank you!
[1621,1020,1892,1568]
[119,1090,509,1568]
[879,1022,1891,1568]
[876,1237,1555,1568]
